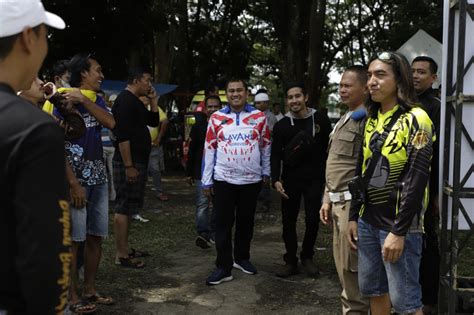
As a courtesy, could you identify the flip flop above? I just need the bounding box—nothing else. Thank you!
[157,193,169,201]
[83,293,115,305]
[129,247,151,258]
[69,300,96,314]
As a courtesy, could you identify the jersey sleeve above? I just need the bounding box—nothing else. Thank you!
[259,116,271,177]
[391,110,434,235]
[201,117,218,187]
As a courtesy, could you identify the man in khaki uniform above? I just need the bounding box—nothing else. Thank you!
[320,65,369,314]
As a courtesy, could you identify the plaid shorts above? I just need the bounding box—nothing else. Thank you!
[113,160,148,215]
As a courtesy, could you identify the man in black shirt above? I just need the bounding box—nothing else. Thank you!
[0,1,69,314]
[186,95,222,249]
[113,67,160,268]
[412,55,441,313]
[271,83,332,278]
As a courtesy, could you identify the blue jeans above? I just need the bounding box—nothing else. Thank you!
[70,183,109,242]
[196,181,215,237]
[148,146,164,194]
[358,218,422,313]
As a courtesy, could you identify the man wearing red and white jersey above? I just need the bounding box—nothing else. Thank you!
[202,78,271,285]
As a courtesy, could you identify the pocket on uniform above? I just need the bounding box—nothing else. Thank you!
[332,130,356,157]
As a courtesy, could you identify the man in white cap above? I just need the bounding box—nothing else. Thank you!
[254,90,277,212]
[254,90,278,132]
[0,1,71,314]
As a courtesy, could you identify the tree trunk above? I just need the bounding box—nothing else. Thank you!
[307,0,327,108]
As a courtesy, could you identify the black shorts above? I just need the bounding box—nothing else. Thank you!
[113,160,148,215]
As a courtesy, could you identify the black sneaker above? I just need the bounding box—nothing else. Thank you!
[195,235,211,249]
[276,263,299,278]
[233,260,257,275]
[206,268,233,285]
[301,258,320,277]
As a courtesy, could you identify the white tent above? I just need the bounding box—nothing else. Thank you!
[397,29,443,88]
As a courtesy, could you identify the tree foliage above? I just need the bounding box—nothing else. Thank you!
[42,0,442,107]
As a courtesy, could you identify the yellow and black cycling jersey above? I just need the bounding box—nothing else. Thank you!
[349,104,435,236]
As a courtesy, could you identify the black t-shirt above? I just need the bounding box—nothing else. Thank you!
[112,90,160,164]
[0,83,70,314]
[271,110,332,184]
[417,88,440,198]
[186,112,208,180]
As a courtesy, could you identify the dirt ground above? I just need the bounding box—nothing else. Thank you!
[91,172,342,314]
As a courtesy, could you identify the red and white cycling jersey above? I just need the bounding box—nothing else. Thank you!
[201,104,271,187]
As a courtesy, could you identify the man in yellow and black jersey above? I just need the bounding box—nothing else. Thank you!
[356,104,434,233]
[348,52,434,315]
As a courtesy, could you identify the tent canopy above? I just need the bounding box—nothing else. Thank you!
[397,29,442,88]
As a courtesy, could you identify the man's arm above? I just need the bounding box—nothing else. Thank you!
[112,94,139,182]
[14,123,71,314]
[62,89,115,129]
[201,119,218,190]
[270,121,283,185]
[391,114,434,236]
[259,116,271,179]
[65,161,86,208]
[155,118,169,146]
[118,141,139,183]
[349,140,365,222]
[145,91,160,128]
[186,125,198,178]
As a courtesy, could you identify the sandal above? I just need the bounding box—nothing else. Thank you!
[157,193,169,201]
[129,247,151,258]
[83,293,114,305]
[115,257,145,269]
[69,300,96,314]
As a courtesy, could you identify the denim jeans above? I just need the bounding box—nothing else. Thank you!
[148,146,164,194]
[70,183,109,242]
[195,180,215,237]
[358,218,423,313]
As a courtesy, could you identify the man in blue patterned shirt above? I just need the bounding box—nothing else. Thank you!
[53,53,116,310]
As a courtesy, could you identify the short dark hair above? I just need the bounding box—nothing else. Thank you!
[68,53,97,88]
[225,78,248,91]
[127,66,152,84]
[284,82,306,95]
[412,56,438,74]
[48,59,69,82]
[0,25,42,60]
[345,65,368,85]
[205,95,222,106]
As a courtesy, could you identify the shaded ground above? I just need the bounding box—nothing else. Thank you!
[91,172,341,314]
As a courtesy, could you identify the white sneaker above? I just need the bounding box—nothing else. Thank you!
[132,214,150,223]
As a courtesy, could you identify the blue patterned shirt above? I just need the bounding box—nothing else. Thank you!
[54,93,108,186]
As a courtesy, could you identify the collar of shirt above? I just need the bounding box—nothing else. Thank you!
[221,104,253,114]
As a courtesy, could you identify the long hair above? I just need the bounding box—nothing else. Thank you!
[366,51,418,117]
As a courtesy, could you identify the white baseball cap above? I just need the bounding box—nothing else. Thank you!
[254,92,269,102]
[0,0,65,38]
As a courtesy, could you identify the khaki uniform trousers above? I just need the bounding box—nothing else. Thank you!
[332,200,369,314]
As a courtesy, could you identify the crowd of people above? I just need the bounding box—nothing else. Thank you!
[1,1,441,314]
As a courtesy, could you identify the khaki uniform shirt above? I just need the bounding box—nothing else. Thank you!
[323,110,365,204]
